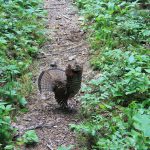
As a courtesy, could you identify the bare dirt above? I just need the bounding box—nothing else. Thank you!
[15,0,92,149]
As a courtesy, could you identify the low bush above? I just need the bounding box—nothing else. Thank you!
[0,0,46,148]
[22,130,39,145]
[0,102,15,149]
[72,0,150,149]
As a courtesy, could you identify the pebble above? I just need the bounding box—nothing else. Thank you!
[68,55,76,61]
[55,16,62,20]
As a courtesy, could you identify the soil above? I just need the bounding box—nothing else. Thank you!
[15,0,92,149]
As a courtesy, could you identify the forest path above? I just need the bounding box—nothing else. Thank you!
[16,0,91,149]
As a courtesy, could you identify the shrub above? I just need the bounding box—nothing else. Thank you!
[0,102,15,149]
[22,130,39,145]
[0,0,47,105]
[0,0,46,148]
[72,0,150,149]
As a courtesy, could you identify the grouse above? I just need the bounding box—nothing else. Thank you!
[38,62,83,109]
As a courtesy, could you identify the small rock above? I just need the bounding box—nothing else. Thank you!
[55,25,60,29]
[56,16,62,20]
[68,10,77,15]
[58,23,63,26]
[23,118,32,121]
[36,52,46,59]
[78,16,84,21]
[82,51,85,55]
[68,55,76,61]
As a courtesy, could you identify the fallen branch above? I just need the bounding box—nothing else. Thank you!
[23,122,45,131]
[24,122,56,131]
[15,122,56,137]
[65,42,85,52]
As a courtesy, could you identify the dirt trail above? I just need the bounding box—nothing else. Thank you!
[16,0,91,149]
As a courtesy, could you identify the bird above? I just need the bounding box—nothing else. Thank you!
[38,62,83,109]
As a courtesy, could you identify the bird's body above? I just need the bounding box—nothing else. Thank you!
[38,63,83,108]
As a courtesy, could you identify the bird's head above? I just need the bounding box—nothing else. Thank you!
[65,61,83,77]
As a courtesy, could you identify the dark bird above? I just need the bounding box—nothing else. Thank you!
[38,62,83,109]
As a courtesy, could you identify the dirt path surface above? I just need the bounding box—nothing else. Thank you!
[16,0,91,149]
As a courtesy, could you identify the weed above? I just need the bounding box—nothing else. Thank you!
[0,0,46,148]
[72,0,150,149]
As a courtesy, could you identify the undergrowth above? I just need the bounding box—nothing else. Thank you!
[0,0,46,149]
[71,0,150,149]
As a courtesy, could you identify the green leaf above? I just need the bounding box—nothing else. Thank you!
[57,145,74,150]
[4,116,11,124]
[18,97,27,107]
[128,55,135,63]
[133,113,150,137]
[4,145,14,150]
[5,105,13,111]
[145,69,150,73]
[23,130,39,144]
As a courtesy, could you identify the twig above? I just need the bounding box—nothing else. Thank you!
[43,123,56,129]
[15,122,56,137]
[24,122,56,131]
[63,15,71,21]
[23,122,45,131]
[65,42,85,52]
[40,43,85,56]
[47,143,54,150]
[50,3,65,5]
[45,137,54,150]
[45,7,60,9]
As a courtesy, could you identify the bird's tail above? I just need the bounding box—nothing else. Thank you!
[38,70,53,94]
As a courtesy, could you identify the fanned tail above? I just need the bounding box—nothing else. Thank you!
[38,70,53,94]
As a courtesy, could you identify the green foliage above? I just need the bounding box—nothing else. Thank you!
[0,0,46,148]
[71,99,150,149]
[73,0,150,149]
[0,0,46,105]
[0,102,15,149]
[57,145,74,150]
[22,130,39,145]
[90,50,150,105]
[77,0,149,51]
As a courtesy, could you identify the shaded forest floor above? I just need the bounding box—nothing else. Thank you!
[15,0,92,149]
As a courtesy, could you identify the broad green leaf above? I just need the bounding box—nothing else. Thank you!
[18,97,27,107]
[128,55,135,63]
[133,113,150,137]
